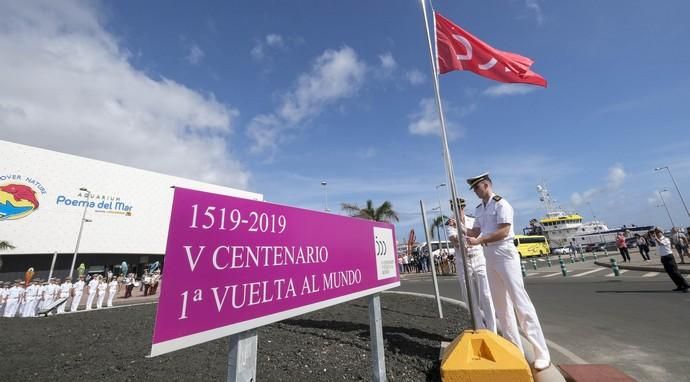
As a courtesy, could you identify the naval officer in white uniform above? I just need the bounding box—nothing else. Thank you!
[465,173,551,371]
[446,198,496,333]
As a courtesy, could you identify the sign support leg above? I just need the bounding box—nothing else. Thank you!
[368,293,387,382]
[227,329,258,382]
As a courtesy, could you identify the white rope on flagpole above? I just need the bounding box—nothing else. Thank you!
[419,0,477,331]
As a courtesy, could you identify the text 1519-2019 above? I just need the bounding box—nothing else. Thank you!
[189,204,286,234]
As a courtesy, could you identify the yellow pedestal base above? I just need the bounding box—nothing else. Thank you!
[441,329,533,382]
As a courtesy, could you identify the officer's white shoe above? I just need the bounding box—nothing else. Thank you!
[534,359,551,371]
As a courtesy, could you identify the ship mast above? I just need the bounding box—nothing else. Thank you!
[536,184,557,215]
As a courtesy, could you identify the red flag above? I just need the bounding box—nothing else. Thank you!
[435,12,547,87]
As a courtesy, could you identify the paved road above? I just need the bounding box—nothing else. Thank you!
[395,259,690,381]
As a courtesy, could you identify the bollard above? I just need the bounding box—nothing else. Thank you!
[531,259,538,270]
[569,253,575,264]
[521,263,527,277]
[559,259,567,277]
[546,256,552,267]
[610,258,620,276]
[580,252,586,262]
[558,255,562,264]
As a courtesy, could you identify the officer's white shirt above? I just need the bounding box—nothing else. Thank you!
[472,193,515,240]
[447,216,484,257]
[25,285,39,300]
[108,280,118,292]
[59,282,72,298]
[8,286,22,299]
[97,282,107,294]
[73,280,85,293]
[88,279,99,293]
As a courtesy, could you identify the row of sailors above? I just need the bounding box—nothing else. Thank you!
[0,275,120,318]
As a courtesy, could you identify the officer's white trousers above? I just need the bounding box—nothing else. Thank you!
[71,293,82,312]
[96,292,105,309]
[107,290,116,307]
[57,296,69,313]
[43,297,54,311]
[456,254,496,332]
[4,299,19,317]
[484,243,550,365]
[22,299,37,317]
[85,292,96,310]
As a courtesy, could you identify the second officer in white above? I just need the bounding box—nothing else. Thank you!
[446,198,496,333]
[465,173,551,371]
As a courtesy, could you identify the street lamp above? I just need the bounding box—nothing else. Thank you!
[654,166,689,220]
[657,189,675,228]
[320,181,329,212]
[434,183,448,252]
[68,187,92,279]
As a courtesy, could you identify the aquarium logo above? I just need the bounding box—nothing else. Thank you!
[0,183,41,221]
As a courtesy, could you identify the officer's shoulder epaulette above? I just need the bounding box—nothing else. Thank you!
[492,195,502,202]
[476,203,482,209]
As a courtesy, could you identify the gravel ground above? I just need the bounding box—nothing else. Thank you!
[0,294,470,381]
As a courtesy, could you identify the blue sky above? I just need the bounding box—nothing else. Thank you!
[2,0,690,240]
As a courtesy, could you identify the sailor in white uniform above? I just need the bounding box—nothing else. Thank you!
[58,278,72,314]
[86,276,99,310]
[96,276,107,309]
[446,198,496,333]
[23,280,40,317]
[465,173,551,371]
[42,279,57,310]
[0,282,9,316]
[4,281,23,317]
[107,277,119,307]
[70,276,86,312]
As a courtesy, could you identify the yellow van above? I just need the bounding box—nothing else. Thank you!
[513,235,550,258]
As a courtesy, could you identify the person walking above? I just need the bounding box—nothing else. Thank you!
[465,173,551,371]
[634,234,651,261]
[446,198,496,333]
[616,232,631,262]
[107,277,119,307]
[70,275,85,312]
[670,228,688,264]
[649,227,689,292]
[58,278,72,314]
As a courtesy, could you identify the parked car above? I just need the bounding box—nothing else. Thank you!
[552,247,573,255]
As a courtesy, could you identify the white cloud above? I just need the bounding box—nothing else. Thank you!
[378,52,397,76]
[405,69,426,85]
[483,83,537,97]
[0,0,249,188]
[248,46,367,155]
[265,33,285,48]
[407,98,465,140]
[251,33,287,62]
[186,43,205,65]
[525,0,544,25]
[571,165,626,206]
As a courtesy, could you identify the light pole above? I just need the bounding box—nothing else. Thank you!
[657,189,675,228]
[655,166,690,220]
[435,183,448,252]
[320,181,329,212]
[69,187,91,279]
[586,201,605,245]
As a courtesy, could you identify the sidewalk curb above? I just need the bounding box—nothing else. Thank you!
[594,261,690,274]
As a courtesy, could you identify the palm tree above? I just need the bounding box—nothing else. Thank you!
[0,241,15,251]
[429,215,449,239]
[341,200,399,223]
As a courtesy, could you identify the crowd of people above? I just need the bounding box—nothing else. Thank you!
[0,269,162,318]
[398,250,456,275]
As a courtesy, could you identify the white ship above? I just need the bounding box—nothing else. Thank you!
[525,185,651,249]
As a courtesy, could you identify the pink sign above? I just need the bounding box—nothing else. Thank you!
[150,187,399,356]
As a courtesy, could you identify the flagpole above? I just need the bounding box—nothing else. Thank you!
[419,0,477,331]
